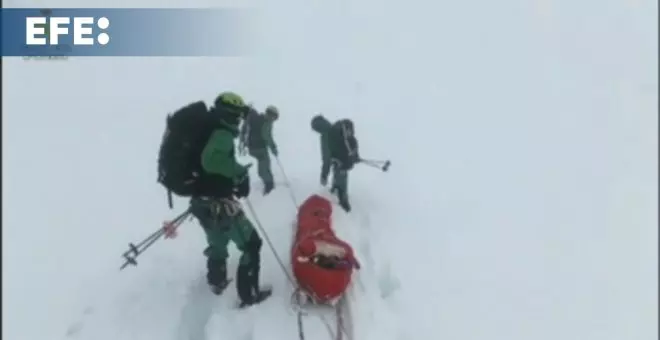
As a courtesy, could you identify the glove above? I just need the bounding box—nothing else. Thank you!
[320,175,328,186]
[271,145,279,156]
[234,175,250,198]
[331,158,342,169]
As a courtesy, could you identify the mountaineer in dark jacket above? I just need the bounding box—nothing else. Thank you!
[311,114,360,212]
[239,105,280,195]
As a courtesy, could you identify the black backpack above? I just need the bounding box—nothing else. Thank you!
[157,101,218,207]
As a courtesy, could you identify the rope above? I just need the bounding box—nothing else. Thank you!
[245,198,296,285]
[275,156,300,208]
[247,158,350,340]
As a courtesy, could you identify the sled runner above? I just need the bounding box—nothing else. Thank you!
[291,195,360,305]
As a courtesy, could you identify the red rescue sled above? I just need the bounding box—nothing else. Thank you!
[291,195,360,305]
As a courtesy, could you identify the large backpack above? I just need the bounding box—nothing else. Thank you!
[157,101,218,206]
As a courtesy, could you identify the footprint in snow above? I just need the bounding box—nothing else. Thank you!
[64,306,94,338]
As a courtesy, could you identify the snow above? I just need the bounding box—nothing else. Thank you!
[3,0,657,339]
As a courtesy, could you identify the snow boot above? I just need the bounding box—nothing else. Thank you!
[336,189,351,212]
[206,256,229,295]
[263,181,274,196]
[210,279,232,295]
[238,288,273,308]
[338,199,351,212]
[236,262,272,307]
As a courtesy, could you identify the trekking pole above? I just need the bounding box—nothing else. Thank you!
[360,158,391,172]
[167,190,173,209]
[274,156,300,208]
[120,208,191,270]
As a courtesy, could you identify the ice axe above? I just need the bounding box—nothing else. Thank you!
[360,158,391,172]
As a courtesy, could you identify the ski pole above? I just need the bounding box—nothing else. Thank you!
[360,158,391,172]
[120,211,189,270]
[120,209,191,270]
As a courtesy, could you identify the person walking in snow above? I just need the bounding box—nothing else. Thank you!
[238,105,280,195]
[310,114,360,212]
[157,91,271,307]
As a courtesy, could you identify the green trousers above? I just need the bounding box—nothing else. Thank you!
[190,197,260,266]
[190,196,264,303]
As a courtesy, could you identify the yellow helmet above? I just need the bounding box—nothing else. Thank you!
[215,91,247,119]
[216,91,245,108]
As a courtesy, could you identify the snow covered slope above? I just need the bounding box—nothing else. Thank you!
[3,0,657,339]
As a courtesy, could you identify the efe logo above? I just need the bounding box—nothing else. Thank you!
[26,16,110,46]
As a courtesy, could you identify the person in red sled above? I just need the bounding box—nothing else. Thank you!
[292,195,360,305]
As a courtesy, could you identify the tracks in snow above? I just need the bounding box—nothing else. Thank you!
[176,276,217,340]
[294,294,355,340]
